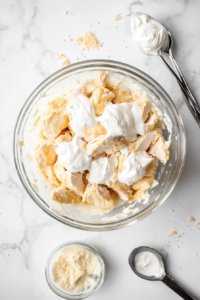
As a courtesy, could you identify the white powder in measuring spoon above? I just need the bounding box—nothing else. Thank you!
[134,251,160,276]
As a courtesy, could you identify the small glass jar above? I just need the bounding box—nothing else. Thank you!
[45,242,106,299]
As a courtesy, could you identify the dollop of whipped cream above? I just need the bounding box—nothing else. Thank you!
[67,87,97,137]
[56,136,91,173]
[131,13,168,54]
[89,157,115,184]
[118,150,153,186]
[98,102,144,141]
[131,103,145,136]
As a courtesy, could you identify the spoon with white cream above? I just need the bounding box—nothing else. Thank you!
[131,13,200,127]
[129,246,196,300]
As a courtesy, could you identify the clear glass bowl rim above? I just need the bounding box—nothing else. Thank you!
[13,59,186,231]
[45,241,106,299]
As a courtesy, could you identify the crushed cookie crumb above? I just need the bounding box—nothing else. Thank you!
[18,139,24,147]
[57,53,65,59]
[33,184,39,193]
[168,230,177,237]
[114,14,122,21]
[76,37,83,45]
[173,234,182,239]
[83,32,102,49]
[57,54,70,68]
[65,11,68,15]
[61,59,70,67]
[188,216,195,222]
[195,222,200,226]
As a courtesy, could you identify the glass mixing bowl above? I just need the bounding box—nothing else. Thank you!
[14,60,186,231]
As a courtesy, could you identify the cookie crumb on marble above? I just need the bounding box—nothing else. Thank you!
[57,53,65,59]
[188,216,195,222]
[83,32,102,49]
[114,14,122,21]
[76,37,83,45]
[173,234,182,238]
[57,54,70,68]
[61,59,70,67]
[168,230,177,237]
[76,32,102,49]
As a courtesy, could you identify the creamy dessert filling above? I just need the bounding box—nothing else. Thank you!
[118,151,153,186]
[32,71,170,212]
[67,87,97,137]
[88,157,115,185]
[56,137,91,173]
[131,13,169,54]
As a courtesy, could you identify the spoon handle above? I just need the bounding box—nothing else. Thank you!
[169,52,195,100]
[163,274,197,300]
[158,53,200,127]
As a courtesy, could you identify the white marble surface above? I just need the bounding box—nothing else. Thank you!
[1,0,200,299]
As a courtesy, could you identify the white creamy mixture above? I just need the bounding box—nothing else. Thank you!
[56,88,146,178]
[131,13,169,54]
[56,137,91,173]
[118,151,153,186]
[89,157,115,184]
[98,102,144,140]
[135,251,160,276]
[67,87,97,137]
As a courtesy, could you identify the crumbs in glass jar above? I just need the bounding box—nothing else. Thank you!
[52,245,102,292]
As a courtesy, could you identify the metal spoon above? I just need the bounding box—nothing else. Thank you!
[129,246,196,300]
[131,14,200,126]
[158,32,200,127]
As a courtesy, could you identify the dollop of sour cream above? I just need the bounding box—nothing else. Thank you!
[67,87,97,137]
[89,157,115,184]
[134,251,160,277]
[118,150,153,186]
[131,13,168,54]
[56,137,91,173]
[98,102,145,141]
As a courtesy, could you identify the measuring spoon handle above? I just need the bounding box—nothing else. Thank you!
[163,274,197,300]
